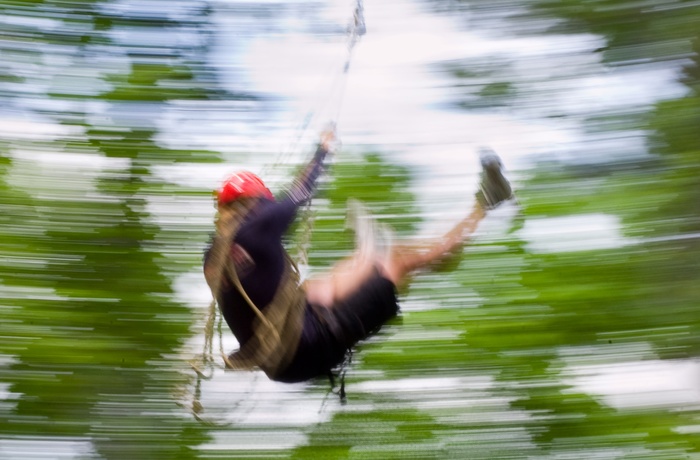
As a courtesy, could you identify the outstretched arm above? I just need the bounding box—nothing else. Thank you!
[243,129,336,241]
[286,128,335,206]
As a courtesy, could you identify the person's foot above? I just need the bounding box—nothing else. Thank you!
[346,199,375,258]
[476,147,513,210]
[346,199,392,263]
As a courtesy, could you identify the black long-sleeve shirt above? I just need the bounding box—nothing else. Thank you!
[204,145,329,345]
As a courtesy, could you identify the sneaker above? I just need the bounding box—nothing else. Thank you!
[346,199,375,258]
[346,199,392,263]
[476,147,513,209]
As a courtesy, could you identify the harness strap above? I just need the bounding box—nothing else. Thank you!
[227,262,281,347]
[222,250,307,379]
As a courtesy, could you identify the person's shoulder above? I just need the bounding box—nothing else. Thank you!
[253,195,295,215]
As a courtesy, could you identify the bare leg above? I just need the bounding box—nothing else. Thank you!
[304,202,486,307]
[382,203,485,286]
[304,256,377,307]
[304,147,511,344]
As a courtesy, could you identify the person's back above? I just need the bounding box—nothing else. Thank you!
[205,197,297,345]
[204,140,331,353]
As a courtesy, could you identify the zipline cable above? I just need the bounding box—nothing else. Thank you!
[294,0,366,270]
[265,0,366,178]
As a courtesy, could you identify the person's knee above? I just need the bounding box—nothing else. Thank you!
[376,253,408,287]
[304,279,335,307]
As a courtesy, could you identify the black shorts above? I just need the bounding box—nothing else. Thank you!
[274,270,399,383]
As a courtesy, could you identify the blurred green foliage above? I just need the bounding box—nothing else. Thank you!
[298,0,700,458]
[0,1,221,458]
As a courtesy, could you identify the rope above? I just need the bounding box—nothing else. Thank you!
[266,0,366,175]
[293,0,366,269]
[219,257,282,369]
[332,0,366,129]
[190,200,255,378]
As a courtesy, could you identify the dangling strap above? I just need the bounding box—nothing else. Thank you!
[222,250,307,379]
[226,260,282,347]
[207,202,306,378]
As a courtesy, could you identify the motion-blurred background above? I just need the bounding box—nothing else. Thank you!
[0,0,698,458]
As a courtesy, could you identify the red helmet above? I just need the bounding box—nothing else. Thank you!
[216,171,273,206]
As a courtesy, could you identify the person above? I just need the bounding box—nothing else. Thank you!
[203,129,513,384]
